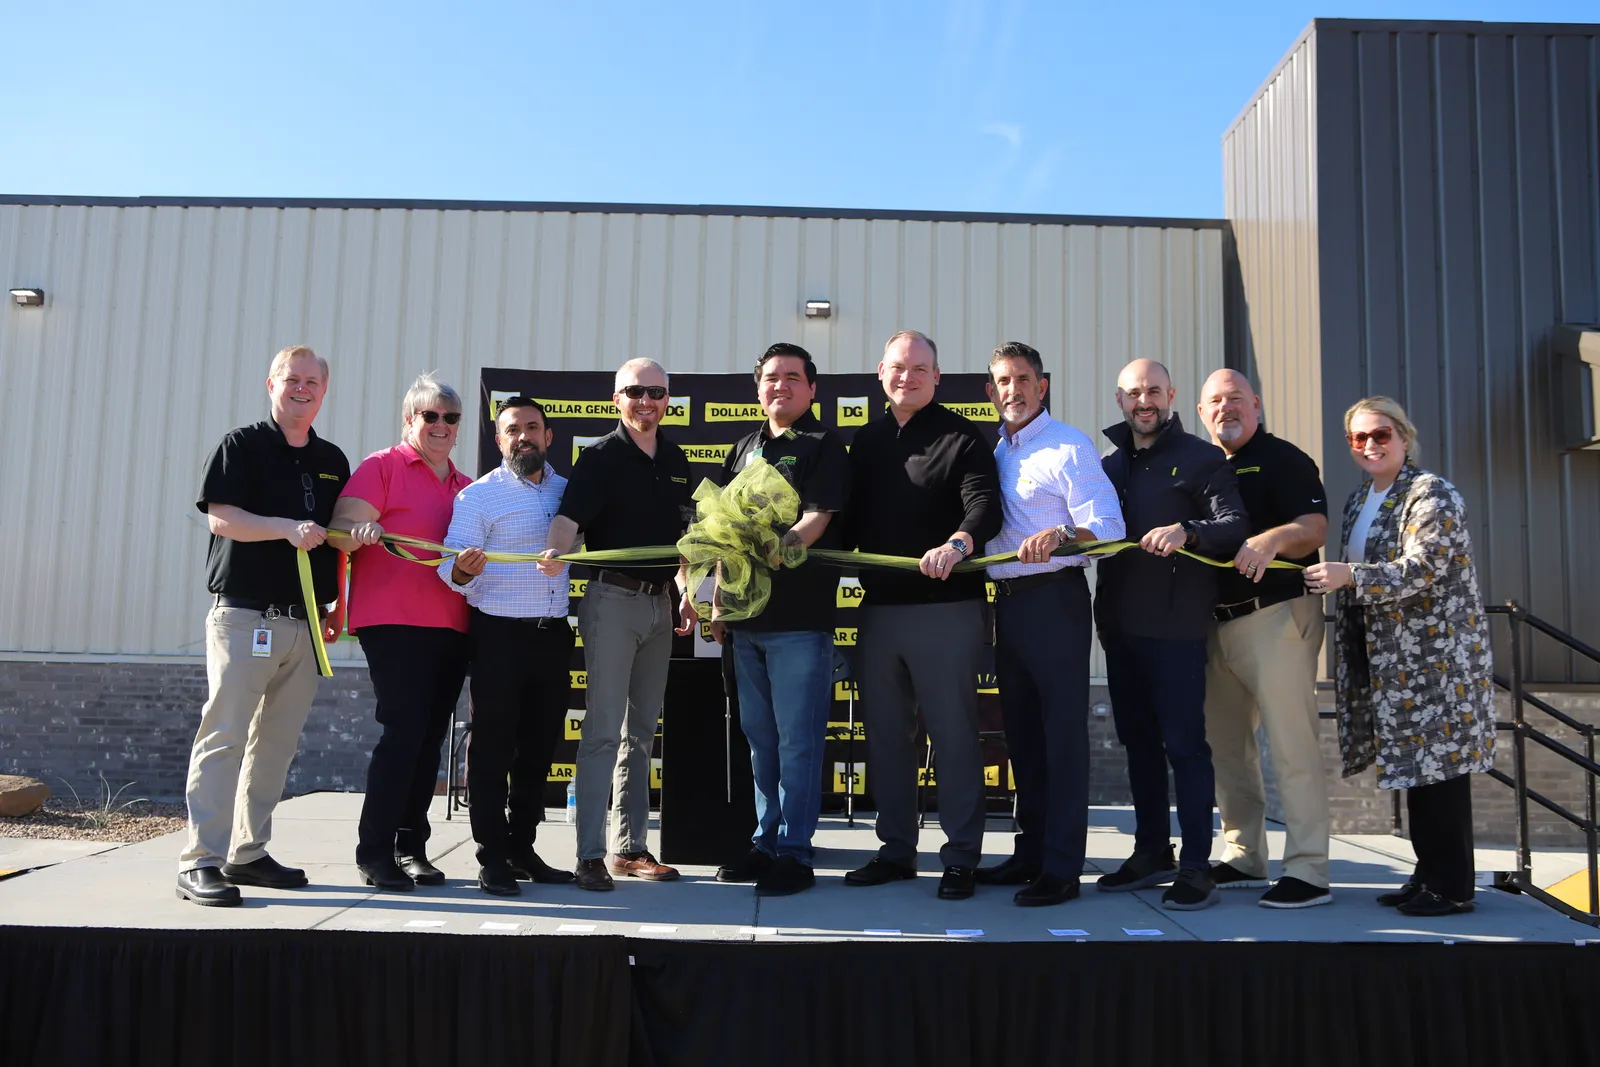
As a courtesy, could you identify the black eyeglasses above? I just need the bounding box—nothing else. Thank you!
[619,385,668,400]
[416,410,462,425]
[300,473,315,512]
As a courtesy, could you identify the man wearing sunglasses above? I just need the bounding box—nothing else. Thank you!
[539,358,696,890]
[178,345,350,906]
[1196,369,1333,910]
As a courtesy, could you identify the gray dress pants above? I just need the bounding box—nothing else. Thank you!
[856,599,987,869]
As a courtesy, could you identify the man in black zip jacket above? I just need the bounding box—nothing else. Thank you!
[841,330,1003,901]
[1094,358,1248,911]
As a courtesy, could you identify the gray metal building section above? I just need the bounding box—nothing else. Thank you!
[1226,19,1600,681]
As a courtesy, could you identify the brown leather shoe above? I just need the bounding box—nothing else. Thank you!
[575,858,615,892]
[607,850,680,881]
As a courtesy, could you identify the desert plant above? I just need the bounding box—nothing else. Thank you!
[55,773,149,830]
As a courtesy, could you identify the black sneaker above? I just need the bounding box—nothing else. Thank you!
[1096,845,1178,892]
[1259,876,1332,909]
[1210,861,1270,890]
[1161,867,1221,911]
[1396,888,1475,917]
[717,848,775,884]
[755,855,815,897]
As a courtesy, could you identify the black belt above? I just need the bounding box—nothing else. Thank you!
[472,609,570,629]
[1214,593,1299,622]
[594,570,675,596]
[214,595,318,621]
[991,568,1079,597]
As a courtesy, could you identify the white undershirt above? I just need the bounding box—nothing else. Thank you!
[1346,484,1392,563]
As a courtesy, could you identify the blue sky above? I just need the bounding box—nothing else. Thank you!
[4,1,1595,219]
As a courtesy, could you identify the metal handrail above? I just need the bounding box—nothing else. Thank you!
[1483,602,1599,926]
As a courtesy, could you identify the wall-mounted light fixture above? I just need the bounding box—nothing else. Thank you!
[803,300,832,319]
[9,288,44,307]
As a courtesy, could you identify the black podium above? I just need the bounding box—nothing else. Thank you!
[658,651,756,866]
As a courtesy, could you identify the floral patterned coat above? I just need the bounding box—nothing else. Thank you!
[1332,461,1496,789]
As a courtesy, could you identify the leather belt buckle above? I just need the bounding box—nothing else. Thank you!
[1214,598,1262,622]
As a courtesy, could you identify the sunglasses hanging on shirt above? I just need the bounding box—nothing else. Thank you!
[300,472,315,512]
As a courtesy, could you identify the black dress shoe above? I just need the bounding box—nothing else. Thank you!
[843,857,918,887]
[221,855,309,889]
[1376,880,1424,907]
[397,855,446,886]
[938,865,977,900]
[1014,873,1081,907]
[176,866,242,907]
[358,859,416,892]
[974,855,1042,886]
[509,850,575,884]
[717,847,775,884]
[478,861,522,897]
[1397,888,1475,917]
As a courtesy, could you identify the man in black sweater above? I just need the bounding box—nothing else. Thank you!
[842,330,1003,901]
[1095,358,1248,911]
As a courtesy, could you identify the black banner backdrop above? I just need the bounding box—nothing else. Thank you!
[477,367,1034,812]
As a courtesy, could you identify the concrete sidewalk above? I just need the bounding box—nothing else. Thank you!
[0,794,1593,944]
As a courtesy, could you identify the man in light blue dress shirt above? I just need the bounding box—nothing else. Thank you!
[976,342,1125,906]
[438,397,575,897]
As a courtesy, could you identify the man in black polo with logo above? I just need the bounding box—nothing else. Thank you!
[1095,357,1247,912]
[539,358,696,891]
[709,343,849,897]
[1196,368,1332,908]
[177,344,349,906]
[841,329,1002,901]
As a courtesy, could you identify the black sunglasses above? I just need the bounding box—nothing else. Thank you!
[300,473,315,512]
[416,410,462,425]
[619,385,668,400]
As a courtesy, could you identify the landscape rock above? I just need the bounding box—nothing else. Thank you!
[0,775,51,817]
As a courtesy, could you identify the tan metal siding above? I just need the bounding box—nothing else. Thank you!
[1223,29,1323,471]
[0,204,1223,659]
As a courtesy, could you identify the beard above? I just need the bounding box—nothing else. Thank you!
[508,444,544,478]
[1124,406,1170,434]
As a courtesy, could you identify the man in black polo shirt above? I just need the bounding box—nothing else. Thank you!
[709,343,849,897]
[539,358,695,891]
[177,345,349,907]
[841,329,1002,901]
[1196,368,1332,909]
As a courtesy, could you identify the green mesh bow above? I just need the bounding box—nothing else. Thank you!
[676,458,806,623]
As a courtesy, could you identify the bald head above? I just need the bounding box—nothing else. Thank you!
[1197,368,1262,453]
[1115,359,1176,444]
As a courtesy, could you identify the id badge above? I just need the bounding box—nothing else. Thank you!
[251,627,273,657]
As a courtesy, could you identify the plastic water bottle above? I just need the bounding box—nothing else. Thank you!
[565,780,577,824]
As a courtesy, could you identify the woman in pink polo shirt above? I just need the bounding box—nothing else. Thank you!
[330,372,474,891]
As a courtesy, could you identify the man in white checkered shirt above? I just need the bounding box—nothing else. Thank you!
[974,341,1124,907]
[438,397,576,897]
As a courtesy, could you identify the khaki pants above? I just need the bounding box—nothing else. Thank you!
[1204,596,1329,887]
[178,605,321,872]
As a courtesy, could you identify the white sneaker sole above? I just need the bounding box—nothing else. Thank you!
[1259,892,1334,910]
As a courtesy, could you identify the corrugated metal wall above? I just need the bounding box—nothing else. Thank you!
[0,201,1225,660]
[1227,18,1600,681]
[1223,28,1323,470]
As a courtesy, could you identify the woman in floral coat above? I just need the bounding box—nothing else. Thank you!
[1304,397,1495,917]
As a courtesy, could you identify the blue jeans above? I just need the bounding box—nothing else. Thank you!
[730,628,833,864]
[1099,630,1215,869]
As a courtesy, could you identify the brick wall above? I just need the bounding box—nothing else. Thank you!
[2,661,1594,849]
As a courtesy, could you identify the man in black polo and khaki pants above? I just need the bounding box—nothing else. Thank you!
[1197,369,1332,909]
[177,345,349,906]
[540,358,697,891]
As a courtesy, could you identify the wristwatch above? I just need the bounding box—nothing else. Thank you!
[1055,523,1077,543]
[947,537,970,557]
[1179,520,1198,547]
